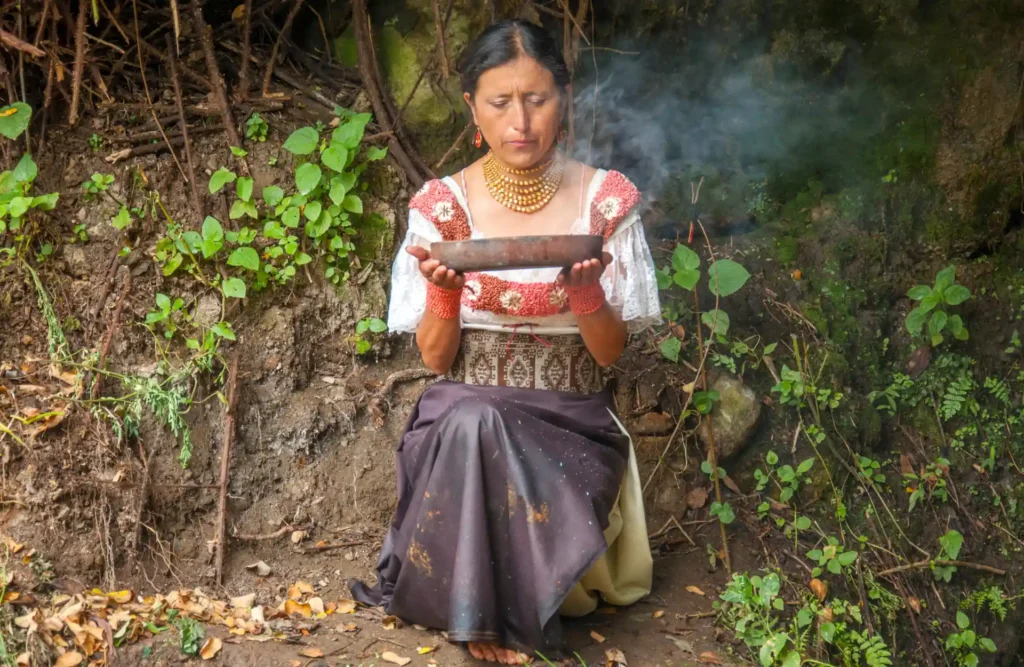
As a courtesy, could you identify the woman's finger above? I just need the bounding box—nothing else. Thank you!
[406,245,430,261]
[419,259,440,278]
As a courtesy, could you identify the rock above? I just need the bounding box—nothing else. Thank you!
[63,246,89,279]
[696,374,761,461]
[636,369,667,411]
[654,481,687,516]
[633,411,674,436]
[192,293,221,328]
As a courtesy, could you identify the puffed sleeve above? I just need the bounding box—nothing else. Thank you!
[600,205,663,333]
[387,207,443,334]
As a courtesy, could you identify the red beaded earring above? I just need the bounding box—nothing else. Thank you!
[474,128,482,148]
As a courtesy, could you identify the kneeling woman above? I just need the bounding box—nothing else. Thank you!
[351,19,662,664]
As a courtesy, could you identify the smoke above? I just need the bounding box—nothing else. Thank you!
[567,28,882,219]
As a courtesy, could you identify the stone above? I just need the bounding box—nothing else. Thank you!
[192,293,221,329]
[696,374,761,461]
[63,246,90,279]
[636,369,667,411]
[633,411,674,436]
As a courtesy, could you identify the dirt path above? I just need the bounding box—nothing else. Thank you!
[115,538,755,666]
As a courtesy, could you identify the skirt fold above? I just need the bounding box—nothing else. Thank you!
[350,380,629,652]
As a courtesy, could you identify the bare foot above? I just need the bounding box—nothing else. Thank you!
[468,642,531,664]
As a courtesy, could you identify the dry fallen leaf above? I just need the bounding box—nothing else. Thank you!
[337,623,358,633]
[722,475,743,495]
[289,661,302,667]
[653,610,665,618]
[666,636,695,654]
[107,590,132,604]
[417,646,436,655]
[899,454,914,475]
[54,652,84,667]
[246,561,272,577]
[590,630,607,643]
[908,596,921,613]
[299,648,324,658]
[698,651,723,664]
[685,586,706,596]
[290,530,308,544]
[15,653,29,667]
[230,593,256,610]
[686,487,709,510]
[809,578,828,602]
[284,600,312,618]
[381,651,412,666]
[336,599,357,614]
[200,637,222,660]
[4,537,24,554]
[308,597,325,615]
[382,615,399,630]
[605,648,628,666]
[250,606,265,623]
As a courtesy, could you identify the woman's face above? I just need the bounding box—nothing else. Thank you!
[465,55,564,170]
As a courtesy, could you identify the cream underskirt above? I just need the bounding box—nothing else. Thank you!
[558,436,653,617]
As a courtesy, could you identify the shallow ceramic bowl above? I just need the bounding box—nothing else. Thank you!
[430,235,604,273]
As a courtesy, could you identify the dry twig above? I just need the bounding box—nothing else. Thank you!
[167,33,203,220]
[68,1,87,125]
[215,353,241,585]
[191,0,248,174]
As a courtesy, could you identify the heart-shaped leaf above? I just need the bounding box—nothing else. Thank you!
[283,127,319,155]
[707,259,750,297]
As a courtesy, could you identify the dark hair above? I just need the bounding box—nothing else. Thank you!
[459,19,570,97]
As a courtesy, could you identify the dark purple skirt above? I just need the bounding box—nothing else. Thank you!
[350,380,629,652]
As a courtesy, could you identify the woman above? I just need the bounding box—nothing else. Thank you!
[351,19,661,664]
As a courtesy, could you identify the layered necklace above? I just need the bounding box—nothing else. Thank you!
[482,150,565,214]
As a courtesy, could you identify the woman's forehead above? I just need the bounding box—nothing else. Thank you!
[476,56,557,95]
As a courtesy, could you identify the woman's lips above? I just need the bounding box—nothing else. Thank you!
[506,139,534,147]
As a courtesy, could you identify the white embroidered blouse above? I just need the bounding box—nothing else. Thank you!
[387,168,662,335]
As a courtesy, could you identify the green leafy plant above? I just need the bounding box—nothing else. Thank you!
[0,105,60,260]
[806,537,858,577]
[717,572,803,667]
[868,372,914,417]
[933,529,963,583]
[656,243,751,360]
[906,265,971,346]
[856,456,887,488]
[353,317,388,355]
[89,133,104,151]
[145,293,188,339]
[245,112,269,142]
[81,172,114,199]
[172,616,204,656]
[944,611,996,667]
[903,457,949,512]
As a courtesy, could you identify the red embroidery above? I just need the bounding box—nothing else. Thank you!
[408,180,471,241]
[463,273,570,317]
[589,170,641,239]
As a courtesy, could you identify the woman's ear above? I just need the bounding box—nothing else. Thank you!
[463,92,479,125]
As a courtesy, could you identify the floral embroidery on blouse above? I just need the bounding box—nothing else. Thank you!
[408,180,470,241]
[462,272,572,317]
[590,171,641,239]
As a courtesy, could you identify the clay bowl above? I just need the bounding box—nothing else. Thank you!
[430,235,604,273]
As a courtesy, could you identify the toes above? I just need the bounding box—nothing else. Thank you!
[480,644,499,662]
[469,643,484,660]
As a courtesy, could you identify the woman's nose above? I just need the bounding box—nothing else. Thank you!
[509,100,529,133]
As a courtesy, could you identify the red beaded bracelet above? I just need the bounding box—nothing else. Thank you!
[567,282,606,316]
[426,283,462,319]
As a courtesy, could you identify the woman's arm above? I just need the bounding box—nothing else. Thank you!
[559,253,627,367]
[408,245,465,374]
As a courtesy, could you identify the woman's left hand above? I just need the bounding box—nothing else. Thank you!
[557,252,614,288]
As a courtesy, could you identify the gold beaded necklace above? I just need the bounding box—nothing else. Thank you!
[483,151,565,213]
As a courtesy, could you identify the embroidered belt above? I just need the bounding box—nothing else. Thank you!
[447,330,605,394]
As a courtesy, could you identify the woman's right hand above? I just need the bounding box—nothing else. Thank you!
[407,246,465,290]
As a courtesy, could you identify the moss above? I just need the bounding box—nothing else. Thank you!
[773,236,800,265]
